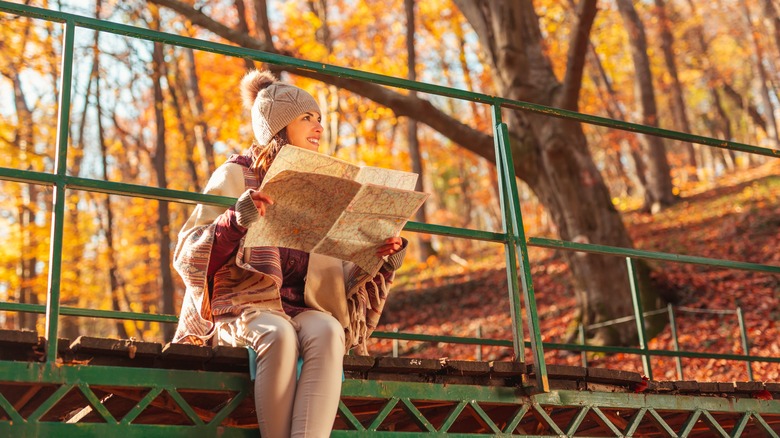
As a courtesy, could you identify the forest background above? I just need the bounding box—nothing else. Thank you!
[0,0,778,382]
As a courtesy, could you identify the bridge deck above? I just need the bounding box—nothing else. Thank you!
[1,328,779,436]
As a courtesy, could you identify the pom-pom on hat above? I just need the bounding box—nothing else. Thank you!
[240,70,320,145]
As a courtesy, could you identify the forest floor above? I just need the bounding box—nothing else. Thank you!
[371,159,780,383]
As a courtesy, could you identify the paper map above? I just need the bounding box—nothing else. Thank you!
[244,146,429,274]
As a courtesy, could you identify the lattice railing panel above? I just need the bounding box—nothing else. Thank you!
[1,361,778,437]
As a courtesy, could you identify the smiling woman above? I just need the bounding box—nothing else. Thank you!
[286,111,323,151]
[171,69,408,438]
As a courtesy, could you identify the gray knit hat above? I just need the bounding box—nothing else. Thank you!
[240,70,320,145]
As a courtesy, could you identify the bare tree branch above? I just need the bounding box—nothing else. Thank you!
[560,0,597,111]
[147,0,496,163]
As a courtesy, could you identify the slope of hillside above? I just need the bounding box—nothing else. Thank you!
[372,160,780,382]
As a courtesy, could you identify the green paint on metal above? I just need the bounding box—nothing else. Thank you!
[338,401,365,431]
[28,383,73,422]
[121,387,163,425]
[45,19,76,364]
[166,388,204,426]
[371,331,512,347]
[0,391,24,424]
[495,118,546,388]
[577,323,588,368]
[529,237,780,273]
[0,301,178,323]
[700,410,730,437]
[624,407,648,436]
[77,383,118,423]
[736,307,754,381]
[342,380,523,404]
[0,423,257,438]
[493,108,542,379]
[438,401,467,432]
[730,412,751,437]
[647,408,679,436]
[369,397,400,430]
[591,406,624,436]
[502,404,530,434]
[532,403,565,435]
[402,221,506,242]
[564,406,589,436]
[491,108,527,366]
[498,99,780,158]
[400,398,437,432]
[0,166,58,185]
[1,361,250,390]
[627,258,653,380]
[207,387,250,426]
[679,410,702,437]
[667,304,685,380]
[468,401,502,434]
[541,340,780,363]
[752,412,780,437]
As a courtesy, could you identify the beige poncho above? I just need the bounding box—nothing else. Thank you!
[172,156,405,354]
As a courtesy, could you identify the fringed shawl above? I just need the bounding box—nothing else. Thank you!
[172,155,399,354]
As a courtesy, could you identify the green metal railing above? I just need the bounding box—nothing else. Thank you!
[1,1,779,397]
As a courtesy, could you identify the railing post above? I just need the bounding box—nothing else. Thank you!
[476,325,482,361]
[667,304,684,380]
[491,105,548,391]
[736,306,754,381]
[45,19,76,364]
[392,328,399,358]
[626,258,652,380]
[578,323,588,367]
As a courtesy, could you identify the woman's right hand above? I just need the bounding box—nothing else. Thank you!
[249,190,274,216]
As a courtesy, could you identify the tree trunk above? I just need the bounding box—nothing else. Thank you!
[761,0,780,63]
[167,51,203,192]
[94,0,130,339]
[686,0,771,148]
[615,0,676,213]
[653,0,698,182]
[232,0,257,71]
[453,0,667,345]
[151,9,177,342]
[586,43,647,200]
[740,0,780,148]
[10,66,40,331]
[183,48,216,177]
[150,0,672,346]
[405,0,436,261]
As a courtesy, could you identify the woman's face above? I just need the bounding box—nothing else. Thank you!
[285,111,323,152]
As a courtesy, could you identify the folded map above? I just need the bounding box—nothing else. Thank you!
[244,146,429,274]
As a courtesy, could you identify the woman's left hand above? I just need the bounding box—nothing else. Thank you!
[377,237,403,257]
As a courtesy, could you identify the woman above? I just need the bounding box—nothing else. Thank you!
[172,70,407,437]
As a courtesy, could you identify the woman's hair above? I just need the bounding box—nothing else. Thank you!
[241,70,285,181]
[247,130,289,181]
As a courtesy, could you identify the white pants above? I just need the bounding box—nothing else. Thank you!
[216,310,345,438]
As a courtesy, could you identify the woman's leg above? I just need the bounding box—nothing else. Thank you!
[216,312,299,438]
[290,310,345,438]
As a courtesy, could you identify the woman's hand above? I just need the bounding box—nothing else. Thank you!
[250,191,274,216]
[377,236,403,257]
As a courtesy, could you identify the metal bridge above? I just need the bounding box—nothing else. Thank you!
[0,2,778,436]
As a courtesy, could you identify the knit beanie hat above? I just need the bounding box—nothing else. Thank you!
[240,70,321,145]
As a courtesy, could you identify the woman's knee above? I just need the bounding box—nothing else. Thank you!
[297,312,346,352]
[244,313,298,352]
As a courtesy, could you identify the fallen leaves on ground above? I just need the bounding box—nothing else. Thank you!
[372,161,779,382]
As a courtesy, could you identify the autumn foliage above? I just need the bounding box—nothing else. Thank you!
[0,0,778,383]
